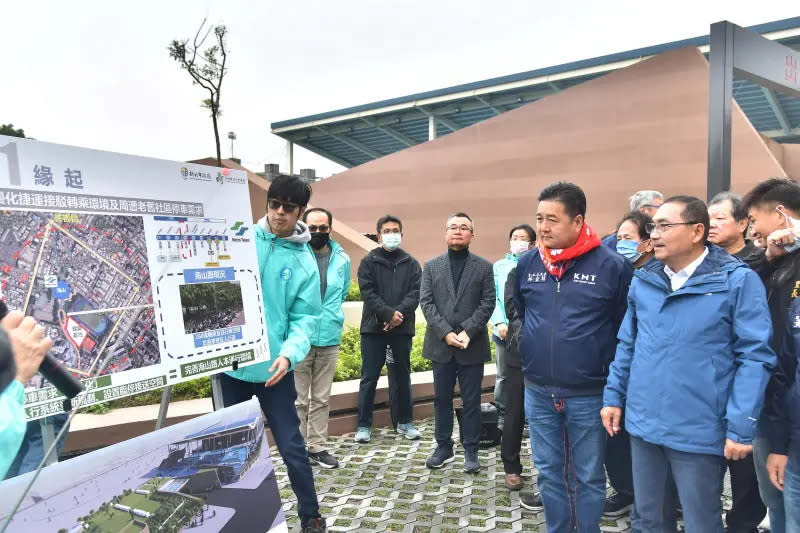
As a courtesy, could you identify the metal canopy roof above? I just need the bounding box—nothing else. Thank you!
[271,17,800,168]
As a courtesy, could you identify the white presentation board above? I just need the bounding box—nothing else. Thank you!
[0,135,270,420]
[0,398,287,533]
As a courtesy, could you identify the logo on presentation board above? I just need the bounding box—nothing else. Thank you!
[179,166,212,182]
[279,267,293,282]
[216,168,246,185]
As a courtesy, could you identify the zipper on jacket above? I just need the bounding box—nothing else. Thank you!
[549,278,560,380]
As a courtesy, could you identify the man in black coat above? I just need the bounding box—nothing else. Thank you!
[743,178,800,532]
[420,212,495,473]
[355,215,422,443]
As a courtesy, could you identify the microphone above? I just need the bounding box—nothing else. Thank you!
[0,301,84,400]
[38,353,83,400]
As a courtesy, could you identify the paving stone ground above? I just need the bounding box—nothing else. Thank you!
[271,417,736,532]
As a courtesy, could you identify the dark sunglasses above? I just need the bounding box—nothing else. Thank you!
[268,199,299,213]
[307,224,330,232]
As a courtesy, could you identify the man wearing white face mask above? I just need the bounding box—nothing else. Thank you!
[355,215,422,443]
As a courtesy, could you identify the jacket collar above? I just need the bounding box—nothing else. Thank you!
[369,246,410,266]
[636,244,743,292]
[255,216,311,247]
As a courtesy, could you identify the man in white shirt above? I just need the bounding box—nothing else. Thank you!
[602,196,775,532]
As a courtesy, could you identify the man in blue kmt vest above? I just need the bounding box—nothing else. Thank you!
[514,182,632,532]
[603,196,776,533]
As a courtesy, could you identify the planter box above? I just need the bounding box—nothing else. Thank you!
[342,301,426,328]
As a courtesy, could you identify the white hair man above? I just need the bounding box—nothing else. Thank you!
[629,191,664,217]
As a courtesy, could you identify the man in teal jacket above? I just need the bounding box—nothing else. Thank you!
[295,207,351,470]
[602,196,776,533]
[217,175,326,533]
[490,224,535,431]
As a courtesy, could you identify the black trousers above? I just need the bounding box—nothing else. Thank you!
[357,334,413,429]
[500,363,525,474]
[725,455,767,533]
[432,359,484,453]
[217,372,320,521]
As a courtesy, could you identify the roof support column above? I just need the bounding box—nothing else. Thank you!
[428,115,437,141]
[287,140,294,175]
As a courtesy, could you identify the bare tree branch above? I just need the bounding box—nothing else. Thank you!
[168,18,229,165]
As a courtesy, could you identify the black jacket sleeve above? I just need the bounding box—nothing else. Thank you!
[398,259,422,319]
[504,268,521,353]
[357,256,394,323]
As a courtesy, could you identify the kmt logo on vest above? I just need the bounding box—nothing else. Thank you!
[528,272,547,283]
[573,273,597,285]
[280,267,293,282]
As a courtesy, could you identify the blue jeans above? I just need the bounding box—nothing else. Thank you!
[631,436,724,533]
[525,388,606,533]
[218,372,320,520]
[4,413,69,479]
[754,430,786,533]
[786,461,800,533]
[432,359,483,452]
[493,339,508,418]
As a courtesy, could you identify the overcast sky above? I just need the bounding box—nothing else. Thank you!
[1,1,797,178]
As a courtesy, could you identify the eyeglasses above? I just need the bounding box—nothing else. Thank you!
[307,224,330,232]
[446,224,472,233]
[645,221,701,234]
[381,228,401,234]
[268,199,299,213]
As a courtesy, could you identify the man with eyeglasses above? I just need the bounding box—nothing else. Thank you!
[355,215,422,444]
[420,213,495,473]
[603,196,775,533]
[294,207,351,469]
[514,182,632,531]
[216,175,327,533]
[741,178,800,533]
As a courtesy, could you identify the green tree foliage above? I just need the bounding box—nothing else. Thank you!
[0,124,25,138]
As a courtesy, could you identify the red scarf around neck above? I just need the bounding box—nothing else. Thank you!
[540,223,601,279]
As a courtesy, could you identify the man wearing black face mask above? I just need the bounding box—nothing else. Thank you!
[295,208,351,469]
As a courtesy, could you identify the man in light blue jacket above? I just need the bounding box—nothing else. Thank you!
[217,175,326,533]
[295,207,351,470]
[602,196,776,533]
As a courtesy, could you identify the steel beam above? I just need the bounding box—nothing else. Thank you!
[316,127,383,159]
[360,118,419,147]
[294,140,356,168]
[761,87,792,136]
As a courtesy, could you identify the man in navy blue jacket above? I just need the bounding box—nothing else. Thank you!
[769,298,800,531]
[603,196,776,533]
[514,182,632,533]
